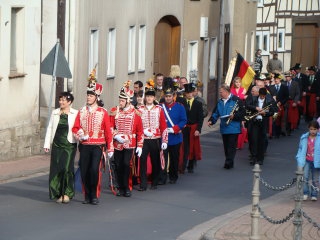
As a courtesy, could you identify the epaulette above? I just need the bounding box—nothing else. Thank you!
[135,109,142,116]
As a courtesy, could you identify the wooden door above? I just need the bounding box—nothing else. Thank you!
[154,17,181,76]
[292,23,319,69]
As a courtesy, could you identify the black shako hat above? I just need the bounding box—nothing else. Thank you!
[183,83,195,93]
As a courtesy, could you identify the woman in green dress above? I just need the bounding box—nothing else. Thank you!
[44,92,78,203]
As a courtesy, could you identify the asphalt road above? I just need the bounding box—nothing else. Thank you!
[0,125,303,240]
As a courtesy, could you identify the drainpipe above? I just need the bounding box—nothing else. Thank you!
[39,0,43,121]
[217,0,224,100]
[56,0,66,108]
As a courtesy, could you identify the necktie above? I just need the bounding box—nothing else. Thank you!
[310,76,314,85]
[276,85,279,92]
[287,81,291,88]
[187,100,191,110]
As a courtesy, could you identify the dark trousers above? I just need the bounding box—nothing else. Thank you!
[160,143,181,182]
[140,139,161,188]
[222,134,238,167]
[79,144,102,200]
[114,149,134,191]
[249,120,266,163]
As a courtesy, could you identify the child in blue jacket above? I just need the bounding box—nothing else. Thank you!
[296,120,320,201]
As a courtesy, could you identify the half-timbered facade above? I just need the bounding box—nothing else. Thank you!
[256,0,320,73]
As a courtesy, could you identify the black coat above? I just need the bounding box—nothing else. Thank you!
[183,98,204,133]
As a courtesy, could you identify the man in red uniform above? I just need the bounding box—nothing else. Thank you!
[138,83,168,191]
[72,69,114,205]
[109,81,144,197]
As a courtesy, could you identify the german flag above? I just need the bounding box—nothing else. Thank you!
[231,53,255,90]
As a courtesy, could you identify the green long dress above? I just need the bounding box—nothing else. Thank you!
[49,113,77,200]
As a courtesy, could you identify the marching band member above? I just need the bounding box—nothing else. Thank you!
[159,85,187,184]
[284,71,300,135]
[208,84,245,169]
[138,80,168,191]
[72,69,114,205]
[245,88,276,165]
[109,81,144,197]
[181,82,203,173]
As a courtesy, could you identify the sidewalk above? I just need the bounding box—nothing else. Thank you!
[178,187,320,240]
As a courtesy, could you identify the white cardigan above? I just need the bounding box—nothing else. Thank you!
[43,108,78,149]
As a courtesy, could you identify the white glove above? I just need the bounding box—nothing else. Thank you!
[161,143,167,150]
[136,147,142,157]
[80,135,89,141]
[77,129,84,138]
[114,134,125,143]
[108,152,114,158]
[167,128,174,134]
[143,129,153,137]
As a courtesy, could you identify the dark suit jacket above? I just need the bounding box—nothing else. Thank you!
[270,83,289,105]
[184,98,204,132]
[287,80,300,102]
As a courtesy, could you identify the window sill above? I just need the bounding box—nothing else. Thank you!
[128,71,135,75]
[8,72,27,79]
[138,69,145,73]
[106,75,115,80]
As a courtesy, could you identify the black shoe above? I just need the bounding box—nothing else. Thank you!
[158,181,166,185]
[258,161,263,165]
[169,180,176,184]
[150,185,157,190]
[123,190,131,197]
[82,198,90,204]
[91,198,99,205]
[138,187,147,191]
[115,188,122,196]
[224,163,233,169]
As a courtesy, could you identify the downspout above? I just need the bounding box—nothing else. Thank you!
[38,0,43,121]
[217,0,224,100]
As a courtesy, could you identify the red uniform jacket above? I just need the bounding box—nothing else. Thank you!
[109,105,144,150]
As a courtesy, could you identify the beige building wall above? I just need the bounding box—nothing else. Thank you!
[0,1,41,161]
[72,0,184,110]
[182,0,220,103]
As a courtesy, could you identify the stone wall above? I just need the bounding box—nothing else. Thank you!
[0,122,41,162]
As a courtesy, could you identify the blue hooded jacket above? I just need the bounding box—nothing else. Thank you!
[296,132,320,168]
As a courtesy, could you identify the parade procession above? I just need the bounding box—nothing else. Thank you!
[41,58,320,205]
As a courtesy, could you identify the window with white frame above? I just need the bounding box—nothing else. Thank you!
[138,25,146,72]
[10,7,25,74]
[257,0,264,7]
[187,41,198,81]
[89,29,99,76]
[209,37,217,80]
[256,31,269,55]
[107,28,116,78]
[277,28,285,52]
[128,25,136,73]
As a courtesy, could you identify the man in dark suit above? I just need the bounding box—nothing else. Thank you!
[245,88,277,165]
[284,71,300,135]
[271,73,289,138]
[302,66,320,121]
[181,83,203,173]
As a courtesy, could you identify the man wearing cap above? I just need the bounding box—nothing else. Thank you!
[138,85,168,191]
[109,81,144,197]
[271,73,289,138]
[181,82,204,173]
[208,84,245,169]
[302,66,320,121]
[72,70,114,205]
[159,85,187,184]
[284,71,300,135]
[266,52,282,73]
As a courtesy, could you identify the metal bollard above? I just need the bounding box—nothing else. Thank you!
[250,163,261,240]
[293,166,303,240]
